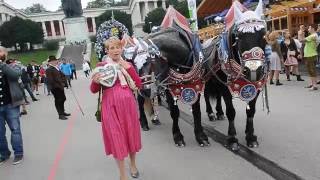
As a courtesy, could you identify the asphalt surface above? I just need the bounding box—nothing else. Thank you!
[0,71,319,180]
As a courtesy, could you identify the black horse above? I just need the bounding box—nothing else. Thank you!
[142,0,267,150]
[142,28,210,147]
[203,83,225,121]
[201,0,268,150]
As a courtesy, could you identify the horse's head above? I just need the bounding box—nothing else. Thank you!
[143,28,191,81]
[232,0,267,82]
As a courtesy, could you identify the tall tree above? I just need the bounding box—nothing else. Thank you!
[86,0,110,8]
[111,0,129,6]
[95,10,133,35]
[57,5,63,11]
[0,17,44,51]
[143,0,189,33]
[143,8,166,33]
[174,0,189,18]
[24,3,49,14]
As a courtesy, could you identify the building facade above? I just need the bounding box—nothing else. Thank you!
[0,0,167,39]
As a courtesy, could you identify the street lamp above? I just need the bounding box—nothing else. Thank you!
[148,22,152,32]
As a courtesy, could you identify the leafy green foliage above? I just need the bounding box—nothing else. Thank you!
[175,0,189,18]
[0,17,44,51]
[89,35,97,43]
[111,0,129,6]
[86,0,109,8]
[95,10,133,35]
[143,0,206,33]
[23,3,49,14]
[9,49,57,65]
[143,8,166,33]
[91,45,99,68]
[142,0,190,33]
[43,40,60,50]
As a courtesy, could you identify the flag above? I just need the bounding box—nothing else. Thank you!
[187,0,198,31]
[225,1,247,30]
[161,6,192,33]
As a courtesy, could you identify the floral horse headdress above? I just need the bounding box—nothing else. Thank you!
[95,20,129,61]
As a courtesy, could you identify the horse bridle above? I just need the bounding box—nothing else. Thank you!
[226,20,267,82]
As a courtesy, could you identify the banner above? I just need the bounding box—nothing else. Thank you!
[187,0,198,32]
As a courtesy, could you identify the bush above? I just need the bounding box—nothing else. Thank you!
[43,40,59,50]
[90,35,97,43]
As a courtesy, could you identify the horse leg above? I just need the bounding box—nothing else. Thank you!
[137,94,149,131]
[222,90,239,151]
[192,95,210,147]
[204,83,216,121]
[245,92,260,148]
[166,90,185,147]
[215,94,226,120]
[151,98,161,125]
[157,95,162,106]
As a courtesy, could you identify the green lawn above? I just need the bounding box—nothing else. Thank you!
[9,49,57,65]
[91,46,99,68]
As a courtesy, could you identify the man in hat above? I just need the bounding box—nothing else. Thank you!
[0,46,25,165]
[46,56,70,120]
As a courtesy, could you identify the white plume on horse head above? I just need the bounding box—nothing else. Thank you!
[234,0,264,24]
[132,38,149,70]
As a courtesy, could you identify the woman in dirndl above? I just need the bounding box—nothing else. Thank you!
[90,36,142,180]
[280,31,304,81]
[268,32,284,86]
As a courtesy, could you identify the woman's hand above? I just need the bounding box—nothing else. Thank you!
[92,72,103,84]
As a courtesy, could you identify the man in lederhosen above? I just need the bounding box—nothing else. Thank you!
[46,56,70,120]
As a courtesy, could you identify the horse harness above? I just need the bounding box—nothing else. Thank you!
[143,20,268,104]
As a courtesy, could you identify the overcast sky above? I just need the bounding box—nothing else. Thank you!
[5,0,105,11]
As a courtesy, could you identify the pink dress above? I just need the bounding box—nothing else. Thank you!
[90,62,142,160]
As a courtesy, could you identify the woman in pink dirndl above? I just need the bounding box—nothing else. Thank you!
[90,37,142,180]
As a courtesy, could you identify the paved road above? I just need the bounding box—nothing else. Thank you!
[0,72,319,180]
[178,74,320,180]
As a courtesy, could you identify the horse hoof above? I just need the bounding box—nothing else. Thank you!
[199,140,210,147]
[248,141,259,148]
[175,141,186,148]
[196,132,210,147]
[226,137,239,151]
[217,115,225,120]
[230,143,240,151]
[208,113,216,121]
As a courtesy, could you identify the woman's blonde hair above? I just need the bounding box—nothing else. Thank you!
[0,46,8,60]
[104,36,121,50]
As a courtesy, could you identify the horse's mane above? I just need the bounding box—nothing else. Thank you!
[145,28,178,40]
[144,27,190,65]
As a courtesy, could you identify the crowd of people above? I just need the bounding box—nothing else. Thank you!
[0,21,319,180]
[0,44,94,166]
[266,24,320,90]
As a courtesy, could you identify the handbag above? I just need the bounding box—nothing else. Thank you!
[95,87,102,122]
